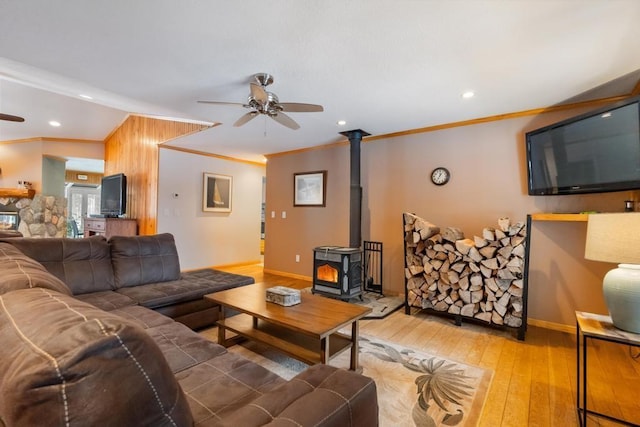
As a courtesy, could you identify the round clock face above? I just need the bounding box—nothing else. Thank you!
[431,167,450,185]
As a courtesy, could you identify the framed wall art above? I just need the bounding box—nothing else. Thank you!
[203,173,232,212]
[294,171,326,207]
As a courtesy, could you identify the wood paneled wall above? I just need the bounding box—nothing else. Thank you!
[104,115,211,235]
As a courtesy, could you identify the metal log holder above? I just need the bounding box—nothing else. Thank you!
[402,213,530,341]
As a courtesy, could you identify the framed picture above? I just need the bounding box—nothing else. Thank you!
[294,171,326,207]
[203,173,232,212]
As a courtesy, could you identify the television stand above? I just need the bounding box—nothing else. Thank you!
[84,217,137,239]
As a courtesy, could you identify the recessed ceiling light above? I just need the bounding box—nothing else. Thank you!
[337,120,347,126]
[601,112,612,118]
[49,121,61,127]
[462,91,475,99]
[79,94,93,100]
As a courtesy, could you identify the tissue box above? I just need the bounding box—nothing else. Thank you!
[266,286,302,306]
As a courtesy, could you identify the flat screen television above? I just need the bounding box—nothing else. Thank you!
[526,96,640,195]
[100,173,127,217]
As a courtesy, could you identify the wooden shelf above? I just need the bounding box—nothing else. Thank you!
[530,213,589,222]
[0,188,35,199]
[219,314,353,366]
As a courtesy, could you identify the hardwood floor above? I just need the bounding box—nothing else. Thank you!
[217,264,640,426]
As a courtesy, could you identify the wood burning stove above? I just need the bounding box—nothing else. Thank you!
[312,246,362,300]
[310,130,371,300]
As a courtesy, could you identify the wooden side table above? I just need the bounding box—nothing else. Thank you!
[575,311,640,426]
[84,217,137,239]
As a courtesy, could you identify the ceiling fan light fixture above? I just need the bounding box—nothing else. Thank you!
[198,73,323,130]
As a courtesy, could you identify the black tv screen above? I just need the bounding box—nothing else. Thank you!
[100,173,127,217]
[526,96,640,195]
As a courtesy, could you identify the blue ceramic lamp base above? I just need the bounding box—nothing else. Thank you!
[603,264,640,334]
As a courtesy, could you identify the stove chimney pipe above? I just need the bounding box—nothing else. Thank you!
[340,129,370,248]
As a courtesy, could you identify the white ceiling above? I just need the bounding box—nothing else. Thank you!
[1,0,640,165]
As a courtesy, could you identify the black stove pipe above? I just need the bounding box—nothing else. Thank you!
[340,129,370,249]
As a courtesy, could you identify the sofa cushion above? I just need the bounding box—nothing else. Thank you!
[220,363,379,427]
[0,230,22,238]
[110,305,177,328]
[0,236,116,294]
[0,288,193,426]
[183,268,256,290]
[176,352,286,425]
[146,321,228,373]
[110,233,181,288]
[0,243,71,296]
[74,289,137,311]
[115,268,254,309]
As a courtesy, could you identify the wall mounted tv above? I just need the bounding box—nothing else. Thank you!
[100,173,127,217]
[526,96,640,195]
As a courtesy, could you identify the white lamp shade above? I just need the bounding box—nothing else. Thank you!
[585,212,640,264]
[585,212,640,333]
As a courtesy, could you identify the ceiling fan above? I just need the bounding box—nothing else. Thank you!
[0,113,24,122]
[198,73,323,130]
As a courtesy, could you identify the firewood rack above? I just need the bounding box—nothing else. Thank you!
[363,241,383,295]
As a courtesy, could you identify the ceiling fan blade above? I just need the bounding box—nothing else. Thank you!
[197,100,245,106]
[278,103,324,113]
[233,111,258,127]
[0,113,25,122]
[250,82,268,103]
[270,112,300,130]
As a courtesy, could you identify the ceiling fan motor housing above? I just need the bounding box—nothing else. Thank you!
[247,91,280,115]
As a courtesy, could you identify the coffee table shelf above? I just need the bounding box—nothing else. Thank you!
[220,314,353,366]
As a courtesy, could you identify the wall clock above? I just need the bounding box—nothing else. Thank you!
[430,167,450,186]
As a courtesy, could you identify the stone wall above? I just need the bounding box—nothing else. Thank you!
[0,195,67,238]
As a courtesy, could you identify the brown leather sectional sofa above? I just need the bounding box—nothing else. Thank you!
[1,233,255,330]
[0,234,378,426]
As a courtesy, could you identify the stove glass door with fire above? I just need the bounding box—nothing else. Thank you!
[312,246,363,300]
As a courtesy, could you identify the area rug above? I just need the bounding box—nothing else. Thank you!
[228,334,493,427]
[301,287,404,319]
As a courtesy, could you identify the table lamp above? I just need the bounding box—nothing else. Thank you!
[585,212,640,333]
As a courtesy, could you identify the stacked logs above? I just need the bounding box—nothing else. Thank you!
[404,212,527,328]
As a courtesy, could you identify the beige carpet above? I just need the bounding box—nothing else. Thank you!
[228,334,493,427]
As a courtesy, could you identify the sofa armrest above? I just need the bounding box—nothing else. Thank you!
[0,288,193,426]
[222,364,378,426]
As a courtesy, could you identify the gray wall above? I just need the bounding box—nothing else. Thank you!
[42,156,66,197]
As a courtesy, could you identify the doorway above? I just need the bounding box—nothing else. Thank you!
[66,184,101,237]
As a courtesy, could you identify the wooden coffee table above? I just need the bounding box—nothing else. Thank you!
[205,282,371,371]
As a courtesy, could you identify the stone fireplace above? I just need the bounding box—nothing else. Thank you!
[0,194,67,238]
[312,246,362,300]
